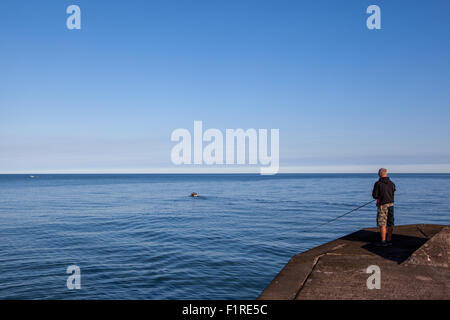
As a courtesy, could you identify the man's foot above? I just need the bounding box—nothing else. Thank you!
[375,241,389,247]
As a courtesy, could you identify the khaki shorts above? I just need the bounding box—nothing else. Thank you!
[377,203,394,227]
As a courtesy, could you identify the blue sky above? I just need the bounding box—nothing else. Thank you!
[1,0,449,173]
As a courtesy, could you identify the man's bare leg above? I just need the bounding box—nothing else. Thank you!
[387,227,393,242]
[380,226,386,242]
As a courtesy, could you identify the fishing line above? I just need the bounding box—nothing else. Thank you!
[318,199,376,227]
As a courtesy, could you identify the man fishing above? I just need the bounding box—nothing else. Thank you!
[372,168,396,246]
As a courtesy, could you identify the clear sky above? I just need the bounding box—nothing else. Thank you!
[1,0,449,173]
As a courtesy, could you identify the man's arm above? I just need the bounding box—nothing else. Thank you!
[372,182,379,199]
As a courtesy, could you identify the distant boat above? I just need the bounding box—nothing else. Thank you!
[191,192,198,197]
[29,176,35,179]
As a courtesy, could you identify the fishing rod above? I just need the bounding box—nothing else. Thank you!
[318,199,376,227]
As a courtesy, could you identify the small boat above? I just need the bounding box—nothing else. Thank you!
[29,176,35,179]
[191,192,198,197]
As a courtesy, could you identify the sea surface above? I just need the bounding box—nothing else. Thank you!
[0,174,449,299]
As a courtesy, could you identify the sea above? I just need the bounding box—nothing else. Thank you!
[0,173,448,299]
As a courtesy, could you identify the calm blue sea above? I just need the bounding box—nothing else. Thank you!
[0,174,449,299]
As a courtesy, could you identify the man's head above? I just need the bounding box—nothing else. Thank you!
[378,168,388,177]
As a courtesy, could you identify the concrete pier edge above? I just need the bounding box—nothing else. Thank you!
[258,224,449,300]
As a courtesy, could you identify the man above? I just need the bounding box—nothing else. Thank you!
[372,168,396,246]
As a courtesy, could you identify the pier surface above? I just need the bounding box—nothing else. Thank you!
[258,224,449,300]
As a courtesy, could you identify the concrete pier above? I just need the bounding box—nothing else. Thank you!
[258,224,449,300]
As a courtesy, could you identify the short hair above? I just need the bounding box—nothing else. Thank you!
[378,168,387,176]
